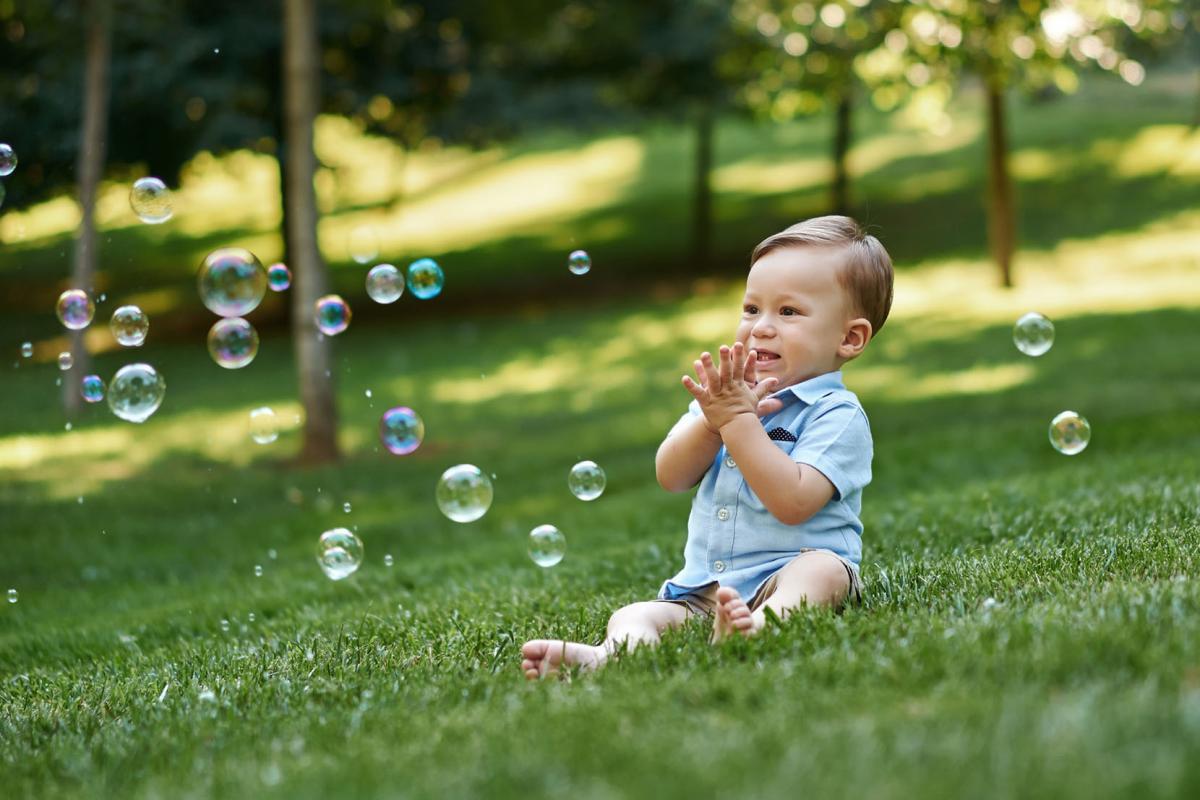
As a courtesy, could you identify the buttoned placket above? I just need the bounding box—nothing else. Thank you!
[706,447,741,579]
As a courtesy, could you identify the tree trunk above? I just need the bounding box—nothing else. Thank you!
[65,0,111,417]
[831,86,853,216]
[283,0,339,464]
[690,101,714,271]
[985,81,1015,288]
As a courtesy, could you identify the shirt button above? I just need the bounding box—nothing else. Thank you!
[724,456,736,469]
[713,561,726,573]
[716,507,730,521]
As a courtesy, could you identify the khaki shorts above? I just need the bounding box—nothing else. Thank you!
[657,548,863,617]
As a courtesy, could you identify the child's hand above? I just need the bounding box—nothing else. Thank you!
[682,342,782,433]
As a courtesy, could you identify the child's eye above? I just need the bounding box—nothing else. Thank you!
[781,307,799,316]
[743,305,758,315]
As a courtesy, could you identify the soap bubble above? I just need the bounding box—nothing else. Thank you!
[249,406,278,444]
[57,351,73,370]
[349,226,379,265]
[1049,411,1090,455]
[366,264,404,304]
[528,524,566,567]
[198,247,267,317]
[110,305,149,347]
[81,374,105,403]
[406,258,444,300]
[384,554,394,567]
[20,342,32,358]
[343,502,351,513]
[267,263,291,292]
[107,363,165,423]
[314,294,351,335]
[380,406,424,455]
[56,289,95,330]
[1013,312,1054,357]
[0,144,16,176]
[6,588,16,604]
[129,177,173,224]
[568,250,591,275]
[568,460,606,501]
[207,317,259,369]
[316,527,364,580]
[254,565,263,577]
[435,464,493,523]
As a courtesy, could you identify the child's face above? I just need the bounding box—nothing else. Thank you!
[735,245,859,390]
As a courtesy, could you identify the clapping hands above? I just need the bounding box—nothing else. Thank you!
[682,342,783,434]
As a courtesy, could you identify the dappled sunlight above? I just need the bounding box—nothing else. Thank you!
[713,157,829,194]
[0,195,80,245]
[1111,125,1200,179]
[850,116,983,176]
[852,362,1037,402]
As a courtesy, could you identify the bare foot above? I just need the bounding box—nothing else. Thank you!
[712,586,762,642]
[520,639,606,680]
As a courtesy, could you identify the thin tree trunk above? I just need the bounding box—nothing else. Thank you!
[985,81,1015,288]
[64,0,111,417]
[690,101,714,271]
[831,86,852,216]
[284,0,339,463]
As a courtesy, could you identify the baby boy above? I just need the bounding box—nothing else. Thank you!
[522,215,894,678]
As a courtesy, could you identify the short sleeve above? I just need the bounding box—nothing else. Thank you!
[791,402,872,500]
[666,399,703,438]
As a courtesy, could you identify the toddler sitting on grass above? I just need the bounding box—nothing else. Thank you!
[522,215,894,678]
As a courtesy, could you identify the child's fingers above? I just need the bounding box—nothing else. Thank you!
[756,397,785,416]
[681,375,705,400]
[693,359,708,389]
[730,342,747,383]
[699,352,720,390]
[717,345,732,387]
[753,376,779,400]
[742,347,757,383]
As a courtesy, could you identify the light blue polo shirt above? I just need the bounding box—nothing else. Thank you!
[658,370,872,602]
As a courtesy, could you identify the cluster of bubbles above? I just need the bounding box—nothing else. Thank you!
[110,305,149,347]
[130,177,174,224]
[1012,311,1090,455]
[208,317,260,369]
[316,527,364,580]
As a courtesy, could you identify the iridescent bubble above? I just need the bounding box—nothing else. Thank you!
[384,554,394,567]
[349,226,379,265]
[568,460,606,501]
[20,342,32,358]
[81,374,105,403]
[110,305,149,347]
[380,406,424,455]
[568,250,591,275]
[366,264,404,304]
[129,176,173,224]
[314,294,351,335]
[207,317,259,369]
[197,247,267,317]
[267,263,291,292]
[107,363,165,423]
[435,464,493,523]
[56,289,95,330]
[406,258,444,300]
[1049,411,1091,455]
[528,524,566,568]
[6,588,16,604]
[0,144,16,177]
[57,351,73,371]
[316,527,364,580]
[249,406,278,444]
[1013,312,1054,357]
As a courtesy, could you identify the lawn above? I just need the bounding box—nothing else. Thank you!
[1,69,1199,798]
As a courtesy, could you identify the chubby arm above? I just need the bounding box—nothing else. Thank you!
[655,415,723,492]
[718,415,835,525]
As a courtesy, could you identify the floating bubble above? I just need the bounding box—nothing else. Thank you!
[380,406,424,455]
[384,554,394,567]
[528,524,566,568]
[219,620,229,633]
[343,502,351,514]
[349,226,379,265]
[6,588,16,604]
[267,263,291,292]
[110,305,149,347]
[130,176,173,224]
[20,342,32,358]
[198,247,267,317]
[107,363,165,423]
[314,294,351,336]
[568,460,606,501]
[316,527,364,580]
[1013,312,1054,357]
[436,464,493,523]
[1049,410,1091,455]
[366,264,404,304]
[0,144,16,176]
[406,258,444,300]
[249,406,278,444]
[207,317,259,369]
[254,565,263,577]
[56,289,95,330]
[568,250,591,275]
[57,351,73,371]
[81,374,105,403]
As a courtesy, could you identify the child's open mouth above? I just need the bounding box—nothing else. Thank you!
[754,349,781,366]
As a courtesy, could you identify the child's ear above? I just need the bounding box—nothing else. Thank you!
[838,317,872,360]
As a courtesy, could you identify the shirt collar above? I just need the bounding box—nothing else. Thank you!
[770,370,846,406]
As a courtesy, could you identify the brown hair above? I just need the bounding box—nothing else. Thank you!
[751,215,894,335]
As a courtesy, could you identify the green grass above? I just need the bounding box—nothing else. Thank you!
[2,69,1200,798]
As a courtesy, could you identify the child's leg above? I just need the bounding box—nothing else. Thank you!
[521,601,693,679]
[712,550,852,641]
